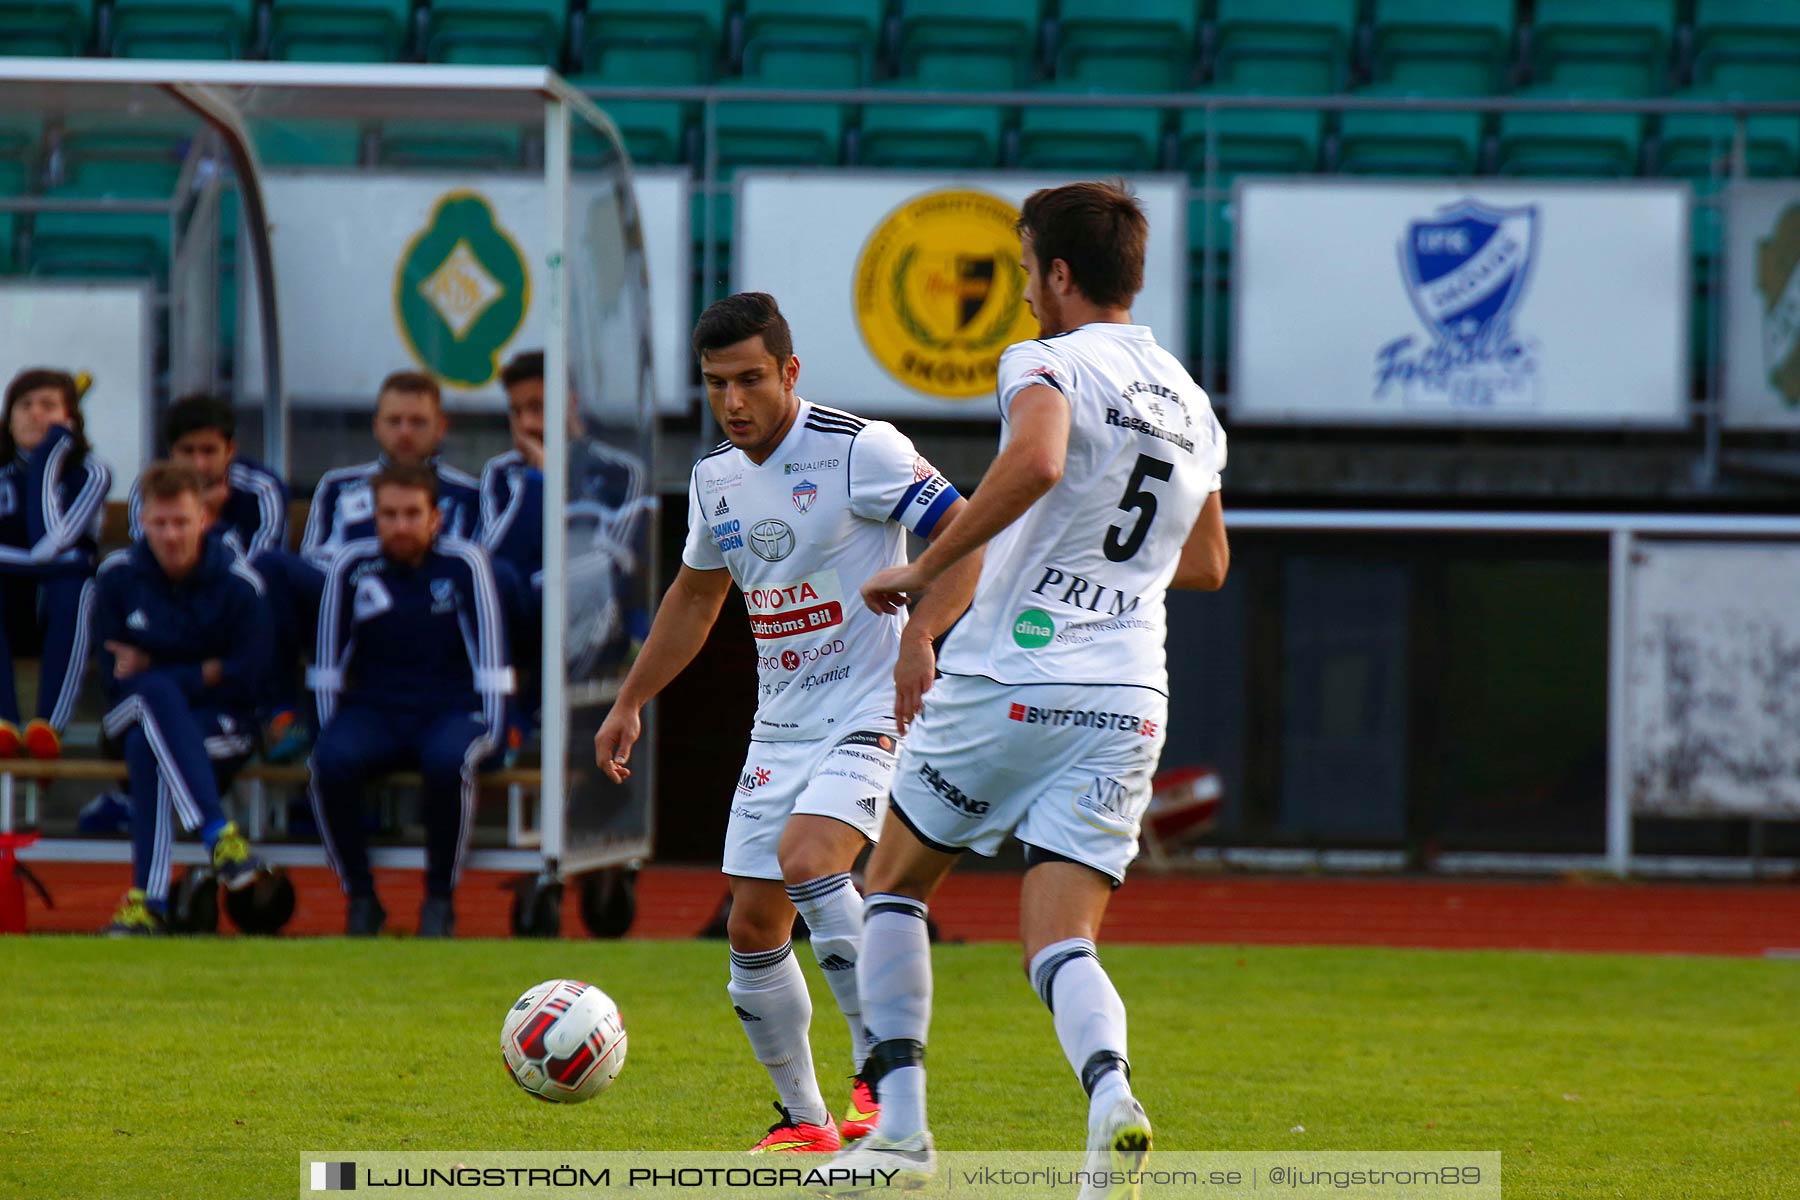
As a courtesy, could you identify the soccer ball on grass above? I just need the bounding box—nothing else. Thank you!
[500,979,627,1103]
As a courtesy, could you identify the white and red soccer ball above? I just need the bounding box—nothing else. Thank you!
[500,979,627,1103]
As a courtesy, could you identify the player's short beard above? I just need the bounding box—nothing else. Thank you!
[1033,285,1067,337]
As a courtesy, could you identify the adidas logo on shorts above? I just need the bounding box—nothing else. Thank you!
[856,795,877,817]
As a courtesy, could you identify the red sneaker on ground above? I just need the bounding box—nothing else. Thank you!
[747,1102,841,1154]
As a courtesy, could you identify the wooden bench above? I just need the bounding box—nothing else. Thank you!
[0,758,547,847]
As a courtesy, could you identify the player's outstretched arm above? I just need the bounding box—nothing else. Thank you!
[861,386,1070,613]
[890,499,982,734]
[1171,491,1229,590]
[594,563,732,782]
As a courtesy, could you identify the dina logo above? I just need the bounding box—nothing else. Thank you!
[1012,608,1054,649]
[1375,199,1542,412]
[394,191,530,388]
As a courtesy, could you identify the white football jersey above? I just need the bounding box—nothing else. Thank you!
[683,399,960,742]
[938,323,1225,694]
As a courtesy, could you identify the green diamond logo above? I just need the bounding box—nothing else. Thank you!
[394,191,529,388]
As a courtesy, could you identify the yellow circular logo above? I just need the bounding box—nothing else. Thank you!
[854,189,1039,399]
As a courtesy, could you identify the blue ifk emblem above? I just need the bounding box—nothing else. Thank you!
[1375,198,1543,411]
[1401,200,1537,346]
[791,479,818,514]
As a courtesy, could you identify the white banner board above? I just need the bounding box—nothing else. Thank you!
[1234,180,1688,427]
[1627,540,1800,818]
[242,168,689,413]
[733,172,1188,418]
[1723,182,1800,430]
[0,281,151,500]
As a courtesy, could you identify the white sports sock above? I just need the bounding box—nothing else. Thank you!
[859,893,933,1138]
[728,942,829,1127]
[1029,938,1134,1115]
[786,871,873,1073]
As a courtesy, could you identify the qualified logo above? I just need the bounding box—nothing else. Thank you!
[854,189,1039,400]
[394,190,530,388]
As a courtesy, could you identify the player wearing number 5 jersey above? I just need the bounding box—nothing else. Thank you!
[835,182,1230,1195]
[593,293,973,1156]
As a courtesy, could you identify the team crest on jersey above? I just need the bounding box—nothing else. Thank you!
[791,480,817,514]
[430,577,455,613]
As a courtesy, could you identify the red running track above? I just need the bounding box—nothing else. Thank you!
[14,862,1800,957]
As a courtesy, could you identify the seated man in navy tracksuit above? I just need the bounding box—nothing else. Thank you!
[128,393,288,560]
[308,463,512,938]
[95,462,270,935]
[479,350,649,732]
[256,370,481,761]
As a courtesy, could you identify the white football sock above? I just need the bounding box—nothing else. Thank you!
[786,871,872,1073]
[728,942,828,1127]
[1029,937,1134,1115]
[859,893,933,1138]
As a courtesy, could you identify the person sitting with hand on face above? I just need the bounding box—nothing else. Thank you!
[0,367,112,761]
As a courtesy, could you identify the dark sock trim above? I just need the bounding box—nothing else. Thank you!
[1081,1050,1131,1097]
[1031,942,1098,1013]
[863,1037,925,1090]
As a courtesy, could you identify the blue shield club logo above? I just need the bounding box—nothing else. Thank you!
[791,479,818,514]
[1401,200,1538,345]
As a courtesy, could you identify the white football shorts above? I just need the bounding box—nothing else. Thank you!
[720,717,899,881]
[887,673,1168,884]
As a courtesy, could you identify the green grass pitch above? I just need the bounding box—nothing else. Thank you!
[0,938,1794,1198]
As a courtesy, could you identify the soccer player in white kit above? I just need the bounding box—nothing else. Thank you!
[834,182,1231,1193]
[593,293,974,1153]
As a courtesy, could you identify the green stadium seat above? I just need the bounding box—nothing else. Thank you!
[714,85,847,167]
[1178,98,1325,178]
[1692,0,1800,98]
[580,0,725,83]
[571,93,690,166]
[858,91,1006,168]
[1211,0,1356,96]
[1055,0,1196,92]
[53,118,189,195]
[253,119,366,167]
[268,0,411,63]
[0,0,92,55]
[1657,88,1800,179]
[1496,86,1643,177]
[741,0,883,88]
[1371,0,1515,95]
[0,125,28,275]
[425,0,565,66]
[109,0,253,59]
[897,0,1038,90]
[1337,86,1485,175]
[1017,88,1164,171]
[377,120,525,168]
[32,144,174,279]
[1528,0,1673,95]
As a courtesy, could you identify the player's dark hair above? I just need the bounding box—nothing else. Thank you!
[501,350,544,389]
[372,462,440,507]
[162,392,236,448]
[138,460,205,503]
[692,292,794,365]
[377,369,442,409]
[1016,180,1147,309]
[1,367,92,466]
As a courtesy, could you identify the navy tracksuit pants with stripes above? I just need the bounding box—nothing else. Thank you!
[309,706,497,901]
[103,670,251,906]
[0,568,92,732]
